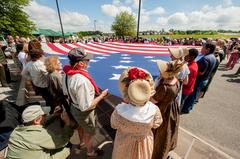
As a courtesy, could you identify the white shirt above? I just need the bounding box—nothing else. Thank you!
[115,101,159,124]
[21,59,48,88]
[18,51,27,69]
[62,73,95,111]
[177,63,190,106]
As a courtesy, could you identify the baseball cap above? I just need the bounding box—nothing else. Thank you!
[22,105,50,123]
[68,47,93,62]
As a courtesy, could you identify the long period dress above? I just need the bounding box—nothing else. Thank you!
[151,78,180,159]
[111,102,162,159]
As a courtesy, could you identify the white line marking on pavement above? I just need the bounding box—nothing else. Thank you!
[180,127,234,159]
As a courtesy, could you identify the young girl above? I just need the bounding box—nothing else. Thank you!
[111,67,162,159]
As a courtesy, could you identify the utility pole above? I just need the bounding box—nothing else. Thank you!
[136,0,142,40]
[56,0,65,42]
[94,20,97,32]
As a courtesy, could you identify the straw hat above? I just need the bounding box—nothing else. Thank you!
[156,60,184,79]
[168,47,189,59]
[119,67,155,106]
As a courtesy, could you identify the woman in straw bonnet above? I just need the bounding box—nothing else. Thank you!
[111,67,162,159]
[151,60,183,159]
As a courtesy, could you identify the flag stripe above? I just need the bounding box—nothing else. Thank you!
[93,42,170,51]
[106,42,202,49]
[47,43,67,54]
[44,42,201,56]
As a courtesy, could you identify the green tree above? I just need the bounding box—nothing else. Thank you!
[111,11,136,37]
[0,0,35,36]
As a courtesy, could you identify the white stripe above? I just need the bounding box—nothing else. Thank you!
[108,42,202,48]
[67,43,105,55]
[54,43,71,52]
[77,43,115,53]
[41,43,63,55]
[88,43,168,54]
[96,42,169,51]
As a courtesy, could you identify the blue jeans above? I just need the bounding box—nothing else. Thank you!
[181,78,208,113]
[180,94,189,111]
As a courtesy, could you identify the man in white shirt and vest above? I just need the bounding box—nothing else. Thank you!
[62,47,108,157]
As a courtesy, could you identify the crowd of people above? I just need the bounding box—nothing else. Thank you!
[0,35,239,159]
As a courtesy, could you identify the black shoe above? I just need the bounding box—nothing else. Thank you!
[180,111,189,115]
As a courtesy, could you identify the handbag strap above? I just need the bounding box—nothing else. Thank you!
[65,75,77,105]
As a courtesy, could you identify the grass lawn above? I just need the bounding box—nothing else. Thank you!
[142,33,240,39]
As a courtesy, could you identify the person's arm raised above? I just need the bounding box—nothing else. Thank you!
[84,89,108,111]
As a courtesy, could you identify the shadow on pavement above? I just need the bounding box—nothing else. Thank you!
[226,78,240,83]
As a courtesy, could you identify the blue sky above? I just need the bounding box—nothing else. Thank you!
[24,0,240,32]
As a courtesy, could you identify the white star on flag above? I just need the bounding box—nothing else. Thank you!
[109,74,121,80]
[90,59,99,63]
[150,59,158,62]
[121,54,129,56]
[120,60,133,63]
[121,57,131,60]
[59,57,68,60]
[101,54,110,56]
[96,56,106,59]
[144,56,154,59]
[112,65,130,69]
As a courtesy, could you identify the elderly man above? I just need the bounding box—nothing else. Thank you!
[63,48,108,157]
[6,104,73,159]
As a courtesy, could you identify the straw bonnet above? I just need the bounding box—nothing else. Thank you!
[168,47,189,59]
[156,60,184,79]
[119,67,155,106]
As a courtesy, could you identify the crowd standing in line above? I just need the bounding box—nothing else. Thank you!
[0,35,239,159]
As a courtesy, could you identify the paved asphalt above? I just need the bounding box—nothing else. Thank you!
[180,61,240,159]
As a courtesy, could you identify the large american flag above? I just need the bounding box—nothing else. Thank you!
[42,42,201,97]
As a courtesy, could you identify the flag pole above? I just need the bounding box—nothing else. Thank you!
[56,0,65,42]
[136,0,142,40]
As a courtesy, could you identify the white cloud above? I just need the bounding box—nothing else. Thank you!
[156,17,168,25]
[146,6,165,16]
[168,12,188,25]
[101,4,132,17]
[151,5,240,31]
[223,0,232,6]
[140,15,150,24]
[113,0,121,6]
[23,1,90,32]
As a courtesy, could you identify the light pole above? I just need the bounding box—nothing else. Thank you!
[94,20,97,31]
[137,0,142,40]
[55,0,65,42]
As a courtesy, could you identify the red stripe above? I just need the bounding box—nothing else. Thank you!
[91,42,168,52]
[47,43,67,54]
[107,42,201,49]
[61,43,73,50]
[86,43,168,55]
[73,43,110,54]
